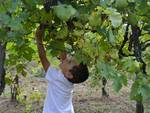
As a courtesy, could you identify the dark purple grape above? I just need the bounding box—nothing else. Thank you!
[44,0,58,12]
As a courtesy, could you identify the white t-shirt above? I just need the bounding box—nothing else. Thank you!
[42,66,74,113]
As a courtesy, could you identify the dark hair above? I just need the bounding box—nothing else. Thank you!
[68,62,89,84]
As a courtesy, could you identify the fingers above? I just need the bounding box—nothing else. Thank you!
[57,51,67,61]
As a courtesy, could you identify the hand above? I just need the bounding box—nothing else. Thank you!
[57,51,67,61]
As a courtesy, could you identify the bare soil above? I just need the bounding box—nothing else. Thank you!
[0,77,149,113]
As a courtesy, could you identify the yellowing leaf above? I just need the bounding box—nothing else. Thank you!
[89,12,101,27]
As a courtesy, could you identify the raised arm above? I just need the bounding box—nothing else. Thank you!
[35,24,50,72]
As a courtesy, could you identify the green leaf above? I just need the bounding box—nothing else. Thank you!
[120,75,128,86]
[5,77,12,85]
[108,28,116,44]
[56,25,68,39]
[23,0,37,9]
[109,12,122,28]
[136,1,150,18]
[9,18,23,31]
[140,84,150,100]
[100,0,113,8]
[146,62,150,75]
[72,30,84,37]
[75,50,91,64]
[89,11,101,27]
[96,61,117,79]
[130,81,142,101]
[0,29,7,41]
[115,0,128,9]
[104,8,122,28]
[0,4,6,13]
[53,4,77,21]
[112,76,122,92]
[16,44,35,61]
[143,24,150,32]
[121,58,140,73]
[0,13,11,25]
[7,0,18,13]
[16,64,24,73]
[7,31,22,41]
[47,40,65,56]
[128,13,138,26]
[40,9,53,23]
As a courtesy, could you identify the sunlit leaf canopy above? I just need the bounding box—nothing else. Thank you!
[0,0,150,101]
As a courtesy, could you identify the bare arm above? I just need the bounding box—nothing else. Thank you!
[35,24,50,72]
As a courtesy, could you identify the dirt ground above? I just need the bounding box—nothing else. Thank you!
[0,77,149,113]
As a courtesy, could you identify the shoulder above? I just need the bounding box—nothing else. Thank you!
[45,66,60,81]
[46,66,58,73]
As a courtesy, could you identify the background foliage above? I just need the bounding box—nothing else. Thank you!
[0,0,150,113]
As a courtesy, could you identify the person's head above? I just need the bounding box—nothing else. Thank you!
[59,56,89,84]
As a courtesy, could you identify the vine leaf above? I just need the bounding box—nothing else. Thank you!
[109,12,122,28]
[112,76,122,92]
[115,0,128,9]
[130,80,142,101]
[108,28,116,44]
[104,8,122,28]
[140,84,150,100]
[53,4,77,21]
[128,13,138,26]
[89,11,101,27]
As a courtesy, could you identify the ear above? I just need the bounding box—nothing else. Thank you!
[66,72,73,79]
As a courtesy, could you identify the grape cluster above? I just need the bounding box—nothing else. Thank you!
[119,24,148,76]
